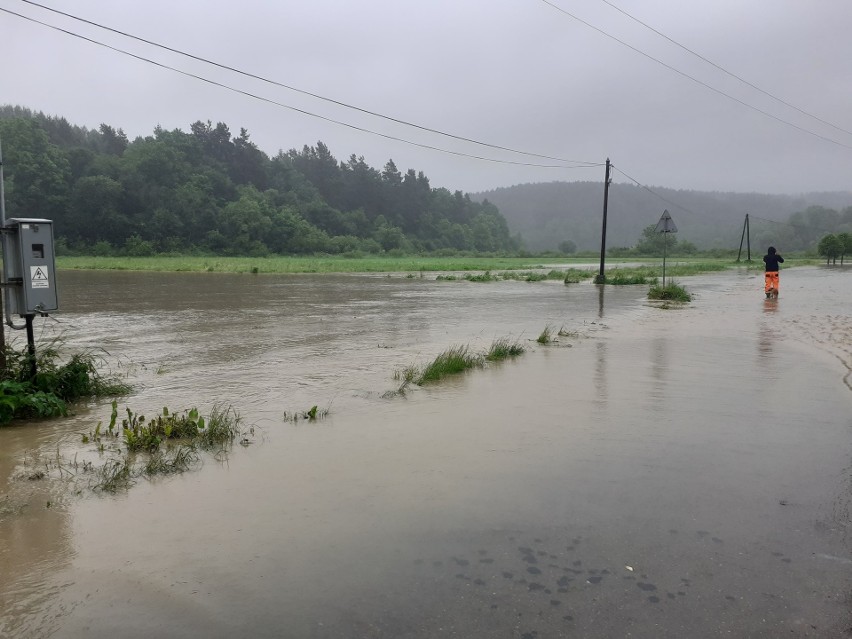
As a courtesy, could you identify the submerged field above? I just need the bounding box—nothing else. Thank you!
[56,254,808,276]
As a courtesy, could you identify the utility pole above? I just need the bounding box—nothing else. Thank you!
[736,214,751,262]
[596,158,611,284]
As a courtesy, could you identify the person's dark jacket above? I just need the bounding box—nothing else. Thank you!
[763,250,784,272]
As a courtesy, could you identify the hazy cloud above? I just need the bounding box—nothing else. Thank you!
[4,0,852,195]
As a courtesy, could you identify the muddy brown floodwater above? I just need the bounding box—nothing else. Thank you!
[1,265,851,638]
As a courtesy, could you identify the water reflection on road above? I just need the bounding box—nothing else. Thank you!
[1,266,851,638]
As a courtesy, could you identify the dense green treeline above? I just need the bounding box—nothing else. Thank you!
[0,106,519,256]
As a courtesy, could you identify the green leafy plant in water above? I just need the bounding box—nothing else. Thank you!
[0,380,67,425]
[122,406,212,452]
[0,340,130,426]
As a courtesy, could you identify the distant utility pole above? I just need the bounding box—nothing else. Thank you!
[596,158,611,284]
[736,214,751,262]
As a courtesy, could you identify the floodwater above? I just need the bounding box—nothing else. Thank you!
[1,265,851,638]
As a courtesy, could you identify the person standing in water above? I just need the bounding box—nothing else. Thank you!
[763,246,784,298]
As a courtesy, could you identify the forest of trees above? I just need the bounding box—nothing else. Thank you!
[0,106,519,256]
[476,181,852,254]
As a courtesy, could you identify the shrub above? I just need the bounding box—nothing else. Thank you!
[648,281,692,302]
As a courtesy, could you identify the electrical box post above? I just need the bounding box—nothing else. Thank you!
[2,218,59,317]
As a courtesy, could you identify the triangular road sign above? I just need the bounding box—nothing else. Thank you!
[655,209,678,233]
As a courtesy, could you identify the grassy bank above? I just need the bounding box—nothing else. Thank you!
[57,255,580,274]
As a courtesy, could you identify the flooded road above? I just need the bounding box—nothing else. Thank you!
[1,265,851,638]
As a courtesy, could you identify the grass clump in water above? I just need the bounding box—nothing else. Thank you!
[597,270,649,285]
[142,446,198,477]
[486,338,526,361]
[395,345,484,386]
[563,268,595,284]
[283,405,330,422]
[392,336,527,391]
[94,458,133,493]
[648,281,692,303]
[463,271,497,282]
[537,325,554,344]
[419,345,484,382]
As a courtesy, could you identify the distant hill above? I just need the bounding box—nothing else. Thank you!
[473,181,852,251]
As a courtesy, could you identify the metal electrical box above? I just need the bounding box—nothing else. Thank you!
[2,218,59,315]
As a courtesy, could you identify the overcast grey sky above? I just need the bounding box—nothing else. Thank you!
[3,0,852,195]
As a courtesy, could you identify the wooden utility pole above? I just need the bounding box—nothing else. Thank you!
[596,158,611,284]
[736,214,751,262]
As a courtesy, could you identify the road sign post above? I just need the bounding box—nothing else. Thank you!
[655,210,678,287]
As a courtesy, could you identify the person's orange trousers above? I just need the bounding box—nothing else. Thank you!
[764,271,779,294]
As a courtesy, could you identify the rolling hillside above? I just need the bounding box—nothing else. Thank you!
[474,181,852,251]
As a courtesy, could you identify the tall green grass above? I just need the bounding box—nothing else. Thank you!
[485,338,526,361]
[396,337,526,387]
[418,345,484,383]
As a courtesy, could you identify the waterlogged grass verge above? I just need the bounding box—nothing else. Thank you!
[436,269,595,283]
[596,262,732,285]
[394,338,526,389]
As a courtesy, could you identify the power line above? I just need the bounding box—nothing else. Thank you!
[10,0,602,169]
[537,0,852,151]
[610,165,699,216]
[597,0,852,140]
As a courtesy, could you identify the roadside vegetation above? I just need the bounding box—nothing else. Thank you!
[0,341,130,426]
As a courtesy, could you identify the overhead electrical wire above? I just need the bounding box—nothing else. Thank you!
[537,0,852,151]
[3,1,602,170]
[597,0,852,140]
[610,165,699,216]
